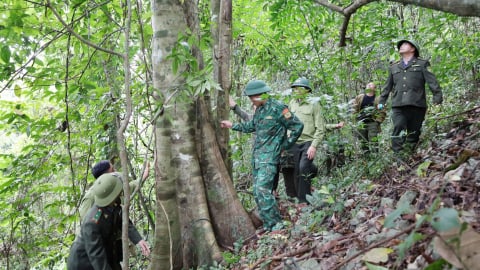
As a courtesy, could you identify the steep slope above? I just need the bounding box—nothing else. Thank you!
[231,107,480,270]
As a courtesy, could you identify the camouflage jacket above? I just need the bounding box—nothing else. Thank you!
[232,98,304,167]
[352,94,386,123]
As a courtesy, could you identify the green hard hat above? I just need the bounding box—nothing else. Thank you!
[397,39,420,57]
[291,77,312,90]
[243,80,271,96]
[93,172,123,207]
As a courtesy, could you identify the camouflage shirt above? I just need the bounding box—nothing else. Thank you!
[232,98,304,167]
[352,94,387,123]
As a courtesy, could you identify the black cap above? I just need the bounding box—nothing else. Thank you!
[92,160,112,179]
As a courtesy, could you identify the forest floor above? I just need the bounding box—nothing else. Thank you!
[233,107,480,270]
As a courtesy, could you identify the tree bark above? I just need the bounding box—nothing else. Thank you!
[119,1,134,268]
[197,98,257,247]
[314,0,480,17]
[150,0,184,269]
[174,100,223,268]
[149,0,257,268]
[388,0,480,17]
[212,0,233,164]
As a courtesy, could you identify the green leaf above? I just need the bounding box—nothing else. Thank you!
[82,81,97,90]
[14,85,21,97]
[431,208,461,232]
[416,160,431,177]
[0,178,15,193]
[424,259,447,270]
[188,79,202,87]
[398,232,425,259]
[384,200,409,228]
[1,45,11,63]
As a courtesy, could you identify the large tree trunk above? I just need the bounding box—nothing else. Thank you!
[197,98,257,246]
[174,100,223,268]
[184,0,256,249]
[149,0,256,268]
[150,0,183,269]
[152,109,182,270]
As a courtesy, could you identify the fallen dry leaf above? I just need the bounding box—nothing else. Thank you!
[361,247,393,263]
[433,225,480,269]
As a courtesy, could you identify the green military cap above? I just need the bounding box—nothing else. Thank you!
[291,77,312,91]
[93,172,123,207]
[243,80,271,96]
[397,39,420,57]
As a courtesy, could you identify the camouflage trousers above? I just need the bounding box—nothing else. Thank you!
[253,163,282,231]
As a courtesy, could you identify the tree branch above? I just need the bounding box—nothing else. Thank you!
[0,31,63,93]
[45,0,123,58]
[313,0,480,46]
[388,0,480,17]
[314,0,376,46]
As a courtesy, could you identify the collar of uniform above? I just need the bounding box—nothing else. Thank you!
[401,57,417,68]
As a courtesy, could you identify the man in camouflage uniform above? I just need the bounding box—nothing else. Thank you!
[379,39,443,154]
[221,80,304,231]
[352,82,386,154]
[67,173,146,269]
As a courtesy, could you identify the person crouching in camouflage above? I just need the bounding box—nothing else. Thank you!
[67,173,145,270]
[221,80,304,232]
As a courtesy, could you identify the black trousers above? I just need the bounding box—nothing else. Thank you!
[290,141,318,203]
[273,167,296,197]
[391,106,427,153]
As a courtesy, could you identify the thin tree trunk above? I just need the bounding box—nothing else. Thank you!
[212,0,233,165]
[119,1,134,268]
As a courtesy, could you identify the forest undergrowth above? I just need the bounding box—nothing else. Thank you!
[214,106,480,270]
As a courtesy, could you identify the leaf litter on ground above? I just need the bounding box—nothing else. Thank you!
[231,107,480,270]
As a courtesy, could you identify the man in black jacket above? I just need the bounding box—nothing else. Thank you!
[379,39,443,154]
[67,173,146,269]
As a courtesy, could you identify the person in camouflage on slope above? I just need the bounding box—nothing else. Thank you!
[221,79,304,231]
[379,39,443,155]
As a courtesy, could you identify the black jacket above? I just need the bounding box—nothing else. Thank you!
[380,58,443,108]
[67,204,142,270]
